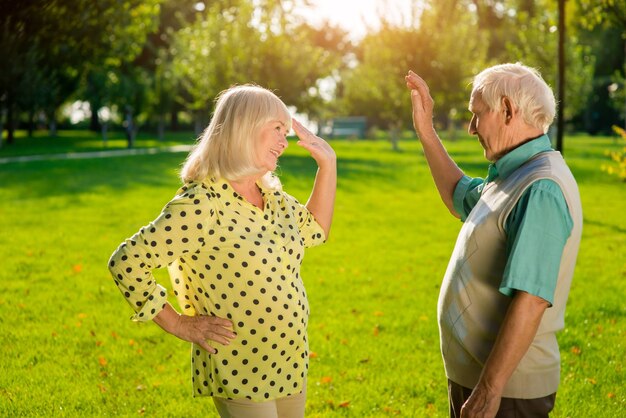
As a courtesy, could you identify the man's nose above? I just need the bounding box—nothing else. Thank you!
[468,118,477,135]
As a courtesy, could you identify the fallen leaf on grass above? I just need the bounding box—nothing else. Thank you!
[73,264,82,273]
[308,352,318,359]
[97,383,107,393]
[571,346,581,355]
[111,331,119,339]
[383,406,401,415]
[98,356,107,367]
[338,401,350,408]
[608,392,615,399]
[320,376,333,384]
[587,378,597,385]
[373,325,380,336]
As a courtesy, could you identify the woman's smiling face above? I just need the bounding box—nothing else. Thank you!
[255,118,289,172]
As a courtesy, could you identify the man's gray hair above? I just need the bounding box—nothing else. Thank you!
[472,63,556,133]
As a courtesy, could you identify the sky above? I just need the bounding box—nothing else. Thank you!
[294,0,422,40]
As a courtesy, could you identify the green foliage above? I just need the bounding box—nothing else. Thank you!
[339,2,487,134]
[503,0,595,121]
[0,133,624,416]
[575,0,626,31]
[172,0,343,131]
[2,0,625,141]
[601,125,626,181]
[0,0,163,143]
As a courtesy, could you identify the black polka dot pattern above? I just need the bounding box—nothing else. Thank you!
[108,177,326,401]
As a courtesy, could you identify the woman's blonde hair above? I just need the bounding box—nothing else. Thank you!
[180,84,291,189]
[472,63,556,133]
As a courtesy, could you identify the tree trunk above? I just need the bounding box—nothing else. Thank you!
[194,110,204,136]
[388,124,400,151]
[28,108,35,137]
[170,108,179,131]
[0,107,4,149]
[556,0,565,154]
[6,95,15,144]
[125,108,135,149]
[447,109,458,141]
[49,120,57,137]
[158,113,165,141]
[90,100,100,132]
[101,122,108,147]
[47,107,58,137]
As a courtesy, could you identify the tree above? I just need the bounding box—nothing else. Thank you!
[134,0,203,138]
[173,0,261,135]
[339,1,487,149]
[172,0,342,134]
[0,0,162,145]
[503,0,594,123]
[576,0,626,130]
[79,0,162,142]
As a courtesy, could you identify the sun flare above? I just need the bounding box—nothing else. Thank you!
[297,0,421,40]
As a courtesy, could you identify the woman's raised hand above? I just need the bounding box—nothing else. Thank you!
[292,119,336,169]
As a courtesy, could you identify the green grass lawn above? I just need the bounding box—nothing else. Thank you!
[0,132,624,417]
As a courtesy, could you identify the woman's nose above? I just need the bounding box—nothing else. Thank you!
[279,133,288,149]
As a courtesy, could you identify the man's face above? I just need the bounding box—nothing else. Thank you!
[468,91,507,162]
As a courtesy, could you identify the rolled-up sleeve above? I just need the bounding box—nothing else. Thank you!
[453,175,485,221]
[108,183,216,321]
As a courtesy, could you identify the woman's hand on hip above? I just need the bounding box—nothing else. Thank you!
[173,314,236,354]
[292,119,336,170]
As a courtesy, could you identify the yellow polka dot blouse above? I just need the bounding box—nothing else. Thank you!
[108,177,326,400]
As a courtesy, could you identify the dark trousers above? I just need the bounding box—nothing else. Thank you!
[448,380,556,418]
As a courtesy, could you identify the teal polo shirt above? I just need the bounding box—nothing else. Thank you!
[452,135,574,304]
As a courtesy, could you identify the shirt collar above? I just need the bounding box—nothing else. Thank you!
[489,134,553,181]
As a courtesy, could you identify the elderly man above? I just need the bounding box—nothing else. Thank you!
[406,63,582,418]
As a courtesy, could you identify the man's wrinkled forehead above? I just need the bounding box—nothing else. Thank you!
[468,90,486,113]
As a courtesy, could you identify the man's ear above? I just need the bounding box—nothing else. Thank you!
[501,96,514,124]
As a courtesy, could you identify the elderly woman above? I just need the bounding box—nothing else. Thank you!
[406,64,582,418]
[108,85,336,418]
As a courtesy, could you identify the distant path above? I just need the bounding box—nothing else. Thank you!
[0,145,194,165]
